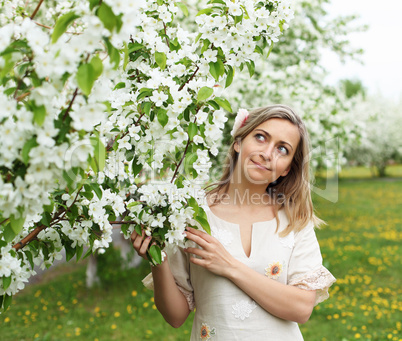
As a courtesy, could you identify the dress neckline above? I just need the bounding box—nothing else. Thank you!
[206,206,281,259]
[206,205,281,227]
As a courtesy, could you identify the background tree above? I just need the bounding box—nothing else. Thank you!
[343,95,402,177]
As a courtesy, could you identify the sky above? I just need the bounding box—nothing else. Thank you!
[321,0,402,102]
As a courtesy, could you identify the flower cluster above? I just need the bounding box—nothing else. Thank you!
[0,0,292,309]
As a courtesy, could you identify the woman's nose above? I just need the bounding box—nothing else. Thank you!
[260,143,274,161]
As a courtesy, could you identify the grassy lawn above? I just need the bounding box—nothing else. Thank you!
[1,178,401,340]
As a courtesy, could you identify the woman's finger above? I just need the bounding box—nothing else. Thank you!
[139,236,152,256]
[185,230,211,249]
[185,247,208,259]
[132,230,146,250]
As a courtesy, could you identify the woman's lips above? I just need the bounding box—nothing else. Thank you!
[251,160,271,171]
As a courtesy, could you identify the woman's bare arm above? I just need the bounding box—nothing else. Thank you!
[131,231,190,327]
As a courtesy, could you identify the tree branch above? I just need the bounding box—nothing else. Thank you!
[63,88,79,121]
[179,65,199,91]
[30,0,44,20]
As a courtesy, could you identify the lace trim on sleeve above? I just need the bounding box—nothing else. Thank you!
[142,273,195,311]
[288,266,336,305]
[177,286,195,311]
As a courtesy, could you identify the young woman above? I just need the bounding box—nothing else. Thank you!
[131,105,336,340]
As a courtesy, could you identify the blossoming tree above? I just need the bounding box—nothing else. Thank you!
[0,0,293,312]
[220,0,366,170]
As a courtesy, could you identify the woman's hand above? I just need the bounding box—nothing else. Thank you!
[184,226,239,278]
[130,229,152,260]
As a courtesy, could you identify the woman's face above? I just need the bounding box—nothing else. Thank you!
[234,118,300,186]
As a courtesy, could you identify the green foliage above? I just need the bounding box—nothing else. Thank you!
[340,78,366,99]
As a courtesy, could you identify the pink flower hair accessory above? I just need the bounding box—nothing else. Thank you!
[230,108,249,136]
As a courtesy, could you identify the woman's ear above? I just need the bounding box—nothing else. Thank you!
[234,140,240,153]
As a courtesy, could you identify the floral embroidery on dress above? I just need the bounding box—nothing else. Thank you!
[278,231,295,249]
[232,300,257,320]
[200,323,216,340]
[211,225,233,247]
[265,261,283,280]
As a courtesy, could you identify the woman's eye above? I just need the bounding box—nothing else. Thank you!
[278,146,288,155]
[255,134,265,141]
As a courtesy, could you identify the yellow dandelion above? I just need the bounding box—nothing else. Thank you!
[25,310,30,316]
[34,290,41,298]
[131,290,138,297]
[143,302,149,308]
[114,312,120,317]
[146,330,153,335]
[34,333,39,338]
[72,299,78,304]
[4,317,10,323]
[111,324,117,330]
[94,306,100,313]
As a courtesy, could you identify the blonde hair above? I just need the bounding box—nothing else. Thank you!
[207,104,324,236]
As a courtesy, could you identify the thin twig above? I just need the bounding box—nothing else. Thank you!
[179,65,199,91]
[0,218,10,226]
[30,0,44,20]
[170,118,197,183]
[163,22,171,50]
[63,88,79,121]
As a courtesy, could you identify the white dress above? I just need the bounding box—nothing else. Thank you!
[143,208,336,340]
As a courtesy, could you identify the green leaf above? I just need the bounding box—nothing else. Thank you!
[90,183,103,200]
[187,196,199,215]
[40,212,52,227]
[176,2,189,16]
[246,60,255,78]
[123,41,129,70]
[214,97,232,112]
[148,245,162,265]
[114,82,126,90]
[97,3,117,32]
[89,0,99,10]
[207,100,220,110]
[52,12,80,43]
[157,108,169,127]
[25,250,34,269]
[90,136,106,172]
[188,122,197,140]
[3,294,12,311]
[197,86,214,102]
[65,242,76,262]
[209,59,225,81]
[196,8,213,16]
[267,42,274,58]
[90,55,103,79]
[76,245,83,261]
[155,51,167,70]
[142,101,152,116]
[184,152,198,175]
[77,63,95,96]
[225,66,234,88]
[195,216,211,235]
[2,276,12,290]
[104,38,120,69]
[21,137,38,164]
[33,104,46,126]
[132,156,143,177]
[128,43,144,54]
[10,213,25,235]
